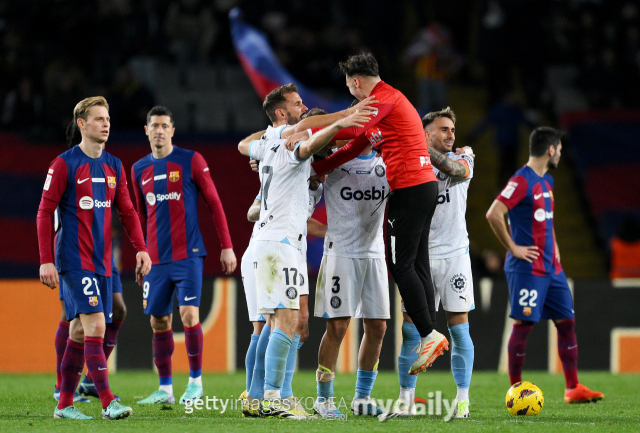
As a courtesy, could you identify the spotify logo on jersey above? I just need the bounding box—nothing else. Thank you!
[146,192,156,206]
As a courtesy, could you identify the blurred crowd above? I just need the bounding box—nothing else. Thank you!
[0,0,638,141]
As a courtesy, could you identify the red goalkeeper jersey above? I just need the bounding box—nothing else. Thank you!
[311,80,436,190]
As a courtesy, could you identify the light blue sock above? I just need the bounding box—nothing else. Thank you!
[264,329,293,391]
[248,325,270,399]
[281,333,300,399]
[355,368,378,399]
[245,334,260,392]
[317,379,334,402]
[398,321,420,389]
[449,322,474,389]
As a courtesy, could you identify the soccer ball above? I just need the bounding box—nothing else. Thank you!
[505,381,544,416]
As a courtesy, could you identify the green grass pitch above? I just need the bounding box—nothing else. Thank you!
[1,371,639,432]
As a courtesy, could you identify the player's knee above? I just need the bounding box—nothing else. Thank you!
[150,315,171,332]
[327,320,349,340]
[84,321,106,338]
[180,310,199,328]
[69,326,84,342]
[367,320,387,340]
[112,303,127,322]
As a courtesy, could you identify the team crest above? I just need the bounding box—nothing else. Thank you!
[143,300,147,309]
[449,274,467,293]
[107,176,116,188]
[330,296,342,309]
[88,296,98,307]
[375,165,385,177]
[286,287,298,300]
[523,307,532,316]
[169,171,180,182]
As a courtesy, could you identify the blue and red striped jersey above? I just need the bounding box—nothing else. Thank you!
[496,165,562,276]
[37,145,148,276]
[131,146,232,265]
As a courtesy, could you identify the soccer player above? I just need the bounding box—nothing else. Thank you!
[132,106,236,405]
[238,107,370,419]
[393,108,475,420]
[297,52,449,373]
[311,137,389,418]
[38,96,151,420]
[486,126,604,403]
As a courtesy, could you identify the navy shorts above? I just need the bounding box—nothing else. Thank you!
[506,270,575,322]
[60,270,113,323]
[142,257,203,316]
[59,265,122,298]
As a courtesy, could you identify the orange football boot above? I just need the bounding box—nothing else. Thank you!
[564,384,604,403]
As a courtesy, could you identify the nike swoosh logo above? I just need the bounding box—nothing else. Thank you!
[98,367,107,370]
[142,178,152,185]
[77,178,89,184]
[184,296,197,301]
[516,353,526,356]
[534,194,543,200]
[567,344,578,350]
[109,313,113,318]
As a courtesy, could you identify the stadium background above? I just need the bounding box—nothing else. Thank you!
[1,0,639,375]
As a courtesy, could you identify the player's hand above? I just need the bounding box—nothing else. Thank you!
[350,95,378,114]
[135,251,152,286]
[284,131,310,151]
[40,263,59,290]
[220,248,237,275]
[456,146,475,158]
[249,159,259,172]
[336,109,371,129]
[510,245,539,263]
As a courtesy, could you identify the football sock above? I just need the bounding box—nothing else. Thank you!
[103,320,122,361]
[281,332,301,399]
[449,322,474,389]
[58,339,84,409]
[184,323,203,380]
[355,368,377,399]
[264,329,292,392]
[555,319,579,389]
[84,336,115,409]
[508,322,533,385]
[399,387,415,404]
[298,340,304,350]
[153,329,174,391]
[245,334,260,392]
[456,387,469,401]
[54,321,70,390]
[398,321,420,389]
[249,325,270,399]
[316,365,334,402]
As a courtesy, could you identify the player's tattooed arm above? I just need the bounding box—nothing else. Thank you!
[428,145,470,178]
[247,199,261,222]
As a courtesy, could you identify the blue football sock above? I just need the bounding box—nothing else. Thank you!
[317,381,334,402]
[245,334,259,392]
[449,322,474,389]
[398,321,420,389]
[248,325,270,399]
[355,368,378,399]
[264,329,293,391]
[298,340,304,350]
[281,333,300,399]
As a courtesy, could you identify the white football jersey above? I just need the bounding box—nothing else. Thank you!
[263,124,289,140]
[303,184,323,254]
[429,153,474,258]
[249,138,311,249]
[323,152,389,258]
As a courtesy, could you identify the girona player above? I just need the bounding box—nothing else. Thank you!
[296,52,449,373]
[38,96,151,420]
[132,106,236,405]
[486,126,604,404]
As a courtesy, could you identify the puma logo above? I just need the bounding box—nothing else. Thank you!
[388,219,395,228]
[341,167,352,175]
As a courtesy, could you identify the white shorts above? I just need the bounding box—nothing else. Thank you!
[254,240,304,315]
[297,247,309,296]
[240,242,265,322]
[314,255,390,319]
[401,253,474,313]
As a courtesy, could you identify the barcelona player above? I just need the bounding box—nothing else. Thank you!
[132,106,236,405]
[38,96,151,420]
[486,126,604,403]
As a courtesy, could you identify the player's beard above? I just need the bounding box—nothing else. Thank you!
[548,156,560,169]
[286,111,300,125]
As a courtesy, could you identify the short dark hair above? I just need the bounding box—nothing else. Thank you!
[422,107,457,129]
[147,106,174,125]
[339,52,379,77]
[529,126,563,157]
[263,83,298,122]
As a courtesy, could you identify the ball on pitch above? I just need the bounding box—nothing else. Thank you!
[505,381,544,416]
